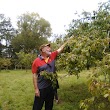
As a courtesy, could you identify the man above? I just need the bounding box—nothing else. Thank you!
[32,37,72,110]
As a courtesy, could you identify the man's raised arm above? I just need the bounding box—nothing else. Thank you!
[57,36,73,54]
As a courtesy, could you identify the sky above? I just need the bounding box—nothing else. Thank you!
[0,0,108,35]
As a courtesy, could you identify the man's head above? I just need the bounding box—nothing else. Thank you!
[39,44,51,55]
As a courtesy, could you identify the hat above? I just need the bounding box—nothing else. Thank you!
[39,43,50,51]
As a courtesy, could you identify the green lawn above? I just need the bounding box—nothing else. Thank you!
[0,70,92,110]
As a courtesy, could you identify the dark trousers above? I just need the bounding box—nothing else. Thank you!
[33,86,54,110]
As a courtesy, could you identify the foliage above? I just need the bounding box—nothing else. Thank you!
[57,36,109,75]
[0,58,11,70]
[16,52,36,71]
[67,1,110,39]
[41,71,58,88]
[0,14,16,58]
[80,67,110,110]
[0,12,52,69]
[0,14,15,42]
[59,37,110,110]
[11,12,51,53]
[55,1,110,110]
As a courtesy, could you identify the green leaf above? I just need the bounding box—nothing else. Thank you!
[104,94,109,98]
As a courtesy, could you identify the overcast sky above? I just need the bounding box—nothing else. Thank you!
[0,0,108,35]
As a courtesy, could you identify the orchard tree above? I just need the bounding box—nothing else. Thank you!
[80,54,110,110]
[56,1,110,110]
[67,1,110,39]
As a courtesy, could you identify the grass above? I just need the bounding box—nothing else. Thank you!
[0,70,92,110]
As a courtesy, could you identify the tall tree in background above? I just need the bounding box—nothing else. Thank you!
[12,12,51,53]
[0,14,15,57]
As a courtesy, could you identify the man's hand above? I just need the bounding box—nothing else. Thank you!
[35,88,40,97]
[66,35,74,44]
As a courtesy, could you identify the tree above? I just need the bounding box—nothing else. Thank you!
[0,58,11,70]
[56,1,110,109]
[11,12,51,53]
[67,1,110,39]
[16,52,36,71]
[0,14,15,58]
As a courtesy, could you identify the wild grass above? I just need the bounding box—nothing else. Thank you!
[0,70,92,110]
